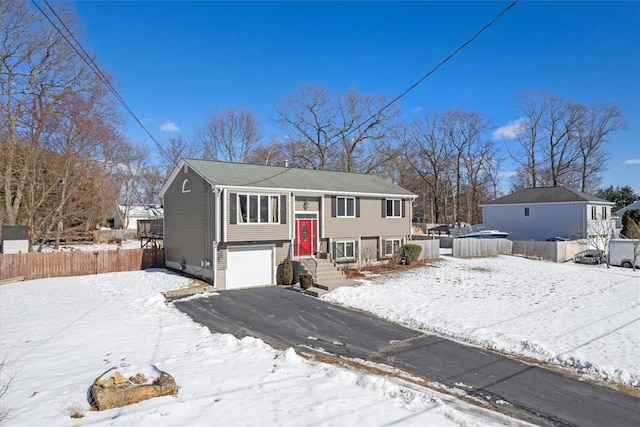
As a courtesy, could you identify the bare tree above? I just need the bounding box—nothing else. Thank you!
[158,135,200,177]
[274,84,401,173]
[402,115,453,224]
[1,0,125,246]
[198,108,262,163]
[584,218,616,268]
[507,92,624,192]
[507,92,547,188]
[441,110,490,224]
[108,141,152,229]
[575,103,624,193]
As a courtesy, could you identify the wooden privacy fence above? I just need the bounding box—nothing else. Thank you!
[453,238,513,258]
[410,240,441,260]
[512,240,586,263]
[0,248,165,282]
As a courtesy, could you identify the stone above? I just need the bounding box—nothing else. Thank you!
[90,367,177,411]
[129,373,147,385]
[113,371,128,385]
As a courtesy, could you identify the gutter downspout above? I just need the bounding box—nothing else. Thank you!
[213,187,222,285]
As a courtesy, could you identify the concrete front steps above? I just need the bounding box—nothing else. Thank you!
[298,256,358,297]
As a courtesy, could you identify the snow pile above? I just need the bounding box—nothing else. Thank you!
[325,255,640,387]
[0,270,520,426]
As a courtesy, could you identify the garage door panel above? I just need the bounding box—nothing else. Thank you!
[227,246,274,290]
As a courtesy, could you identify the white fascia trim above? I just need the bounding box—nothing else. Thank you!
[480,200,614,207]
[159,159,218,198]
[214,184,415,199]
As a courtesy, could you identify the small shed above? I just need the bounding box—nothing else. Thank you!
[1,225,29,254]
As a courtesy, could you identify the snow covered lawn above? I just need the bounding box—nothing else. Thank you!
[325,255,640,388]
[0,269,523,426]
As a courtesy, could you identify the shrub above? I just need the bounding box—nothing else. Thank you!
[299,274,314,290]
[400,244,422,264]
[280,259,293,286]
[621,209,640,239]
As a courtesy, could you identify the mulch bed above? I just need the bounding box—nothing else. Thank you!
[344,259,439,278]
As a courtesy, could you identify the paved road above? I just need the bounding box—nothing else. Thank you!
[173,286,639,427]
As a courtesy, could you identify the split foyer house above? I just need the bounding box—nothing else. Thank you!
[481,186,615,241]
[159,159,416,290]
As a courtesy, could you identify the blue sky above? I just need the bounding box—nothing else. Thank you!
[67,1,639,192]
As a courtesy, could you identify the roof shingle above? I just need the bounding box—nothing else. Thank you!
[484,186,612,205]
[183,159,415,197]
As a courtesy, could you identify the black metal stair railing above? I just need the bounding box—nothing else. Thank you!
[295,242,317,282]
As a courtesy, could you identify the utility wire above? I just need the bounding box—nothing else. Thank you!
[338,0,520,144]
[31,0,165,153]
[243,0,520,186]
[32,0,518,186]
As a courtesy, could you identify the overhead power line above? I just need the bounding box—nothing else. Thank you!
[31,0,165,153]
[245,0,520,186]
[32,0,519,186]
[339,0,520,143]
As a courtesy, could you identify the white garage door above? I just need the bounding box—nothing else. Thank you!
[226,246,274,290]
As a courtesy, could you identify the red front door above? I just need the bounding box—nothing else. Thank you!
[295,218,317,257]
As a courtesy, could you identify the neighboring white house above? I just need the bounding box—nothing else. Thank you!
[114,204,163,230]
[481,186,615,241]
[615,200,640,229]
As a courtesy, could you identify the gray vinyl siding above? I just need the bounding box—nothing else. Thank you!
[294,197,320,212]
[163,166,215,280]
[275,242,291,264]
[226,190,290,242]
[483,202,587,241]
[323,196,410,239]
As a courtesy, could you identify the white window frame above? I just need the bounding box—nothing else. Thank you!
[337,197,356,218]
[385,198,402,218]
[384,238,402,257]
[237,193,280,224]
[335,240,355,260]
[181,179,191,193]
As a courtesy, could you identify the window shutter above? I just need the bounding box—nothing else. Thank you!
[332,241,337,259]
[331,196,337,217]
[229,193,237,225]
[355,197,360,217]
[402,200,406,218]
[280,195,287,224]
[381,199,386,218]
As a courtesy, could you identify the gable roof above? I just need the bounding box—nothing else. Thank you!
[616,200,640,216]
[161,159,416,198]
[483,186,613,205]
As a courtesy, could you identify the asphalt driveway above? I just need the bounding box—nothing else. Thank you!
[173,286,639,427]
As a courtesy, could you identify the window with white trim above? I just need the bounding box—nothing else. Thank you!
[181,179,191,193]
[238,194,279,224]
[384,238,402,257]
[591,206,597,220]
[385,199,402,218]
[335,241,355,259]
[337,197,356,218]
[601,206,607,220]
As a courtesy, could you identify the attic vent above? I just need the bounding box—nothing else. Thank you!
[181,179,191,193]
[183,163,188,173]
